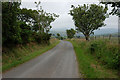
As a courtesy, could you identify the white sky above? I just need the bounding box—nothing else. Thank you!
[21,0,118,32]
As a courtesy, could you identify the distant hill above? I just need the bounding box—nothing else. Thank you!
[49,30,67,37]
[94,28,118,35]
[50,28,118,37]
[97,32,118,37]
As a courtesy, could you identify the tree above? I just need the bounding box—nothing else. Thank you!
[100,0,120,16]
[57,33,61,39]
[66,28,76,39]
[69,4,108,40]
[100,1,120,46]
[2,2,22,46]
[18,8,39,44]
[34,1,59,33]
[57,33,60,37]
[2,1,59,47]
[33,1,59,43]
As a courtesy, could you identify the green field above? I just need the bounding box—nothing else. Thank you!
[68,38,119,78]
[2,39,60,72]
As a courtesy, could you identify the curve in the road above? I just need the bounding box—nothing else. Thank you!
[3,41,80,78]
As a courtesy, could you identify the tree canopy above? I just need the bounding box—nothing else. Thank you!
[2,2,59,47]
[69,4,108,40]
[66,28,76,39]
[100,1,120,16]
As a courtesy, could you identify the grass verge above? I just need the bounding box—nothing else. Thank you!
[68,39,119,78]
[3,39,60,72]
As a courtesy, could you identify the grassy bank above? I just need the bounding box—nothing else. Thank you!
[2,38,60,72]
[68,39,119,78]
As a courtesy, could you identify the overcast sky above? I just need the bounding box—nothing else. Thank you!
[21,0,118,32]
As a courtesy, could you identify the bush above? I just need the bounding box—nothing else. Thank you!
[88,40,120,70]
[34,33,51,44]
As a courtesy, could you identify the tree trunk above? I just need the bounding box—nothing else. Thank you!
[85,35,89,41]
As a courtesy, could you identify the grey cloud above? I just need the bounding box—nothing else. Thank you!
[21,0,118,32]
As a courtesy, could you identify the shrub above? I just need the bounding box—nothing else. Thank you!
[34,33,51,44]
[88,40,120,70]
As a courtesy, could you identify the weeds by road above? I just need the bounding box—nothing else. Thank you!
[3,38,60,72]
[68,39,119,78]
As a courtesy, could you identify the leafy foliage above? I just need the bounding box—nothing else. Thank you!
[100,1,120,16]
[69,4,108,40]
[56,33,61,40]
[89,40,120,70]
[69,39,119,78]
[2,2,22,46]
[66,28,76,39]
[2,2,58,47]
[57,33,60,37]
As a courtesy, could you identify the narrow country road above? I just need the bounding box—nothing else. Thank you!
[3,41,80,78]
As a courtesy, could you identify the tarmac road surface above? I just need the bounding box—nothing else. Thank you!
[3,41,80,78]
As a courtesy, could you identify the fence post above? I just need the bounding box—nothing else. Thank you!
[109,34,112,40]
[95,36,96,40]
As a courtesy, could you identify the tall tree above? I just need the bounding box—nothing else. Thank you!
[69,4,108,40]
[2,2,22,45]
[2,1,59,46]
[57,33,60,37]
[34,1,59,33]
[66,28,76,39]
[33,1,59,43]
[100,0,120,16]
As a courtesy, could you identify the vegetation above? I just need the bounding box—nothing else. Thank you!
[2,39,60,72]
[68,38,119,78]
[100,0,120,16]
[2,1,119,78]
[56,33,63,40]
[2,2,58,47]
[89,39,120,70]
[66,28,76,39]
[57,33,60,37]
[2,2,59,72]
[69,4,108,40]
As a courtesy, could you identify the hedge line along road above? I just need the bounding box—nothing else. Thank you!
[3,41,80,78]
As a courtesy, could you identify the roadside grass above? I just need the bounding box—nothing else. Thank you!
[2,38,60,72]
[68,38,119,78]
